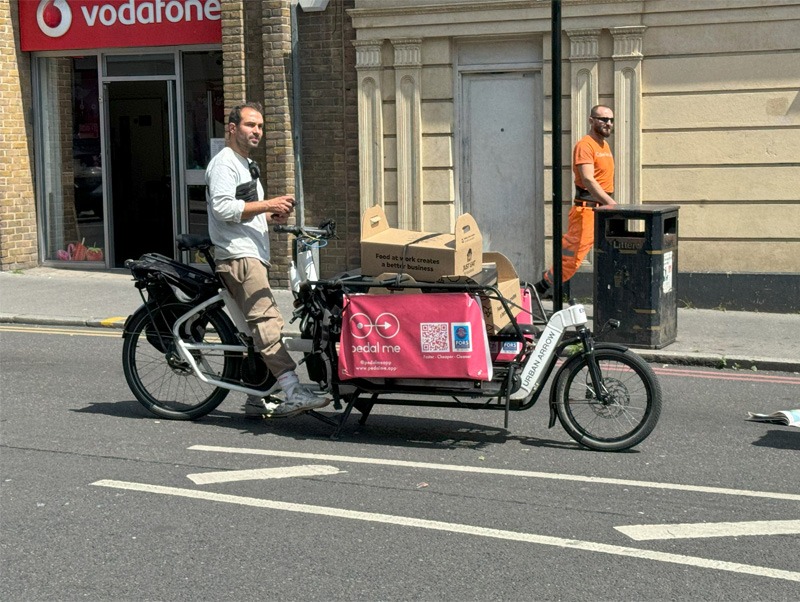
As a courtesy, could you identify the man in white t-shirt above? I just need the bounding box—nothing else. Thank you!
[205,101,328,418]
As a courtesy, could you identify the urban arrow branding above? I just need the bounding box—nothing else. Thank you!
[514,328,558,397]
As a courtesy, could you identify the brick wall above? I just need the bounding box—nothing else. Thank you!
[0,0,37,270]
[220,0,292,285]
[220,1,247,107]
[219,0,359,286]
[297,0,360,276]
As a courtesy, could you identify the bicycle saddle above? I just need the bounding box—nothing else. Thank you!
[177,234,213,251]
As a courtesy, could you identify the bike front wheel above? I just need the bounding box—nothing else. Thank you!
[553,347,662,451]
[122,302,240,420]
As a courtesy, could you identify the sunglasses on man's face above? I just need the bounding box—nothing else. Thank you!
[592,116,614,124]
[249,161,260,180]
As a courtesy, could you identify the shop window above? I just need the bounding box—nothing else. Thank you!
[182,51,224,242]
[105,54,175,76]
[36,56,106,264]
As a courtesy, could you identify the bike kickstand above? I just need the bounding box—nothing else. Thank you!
[330,392,360,440]
[502,365,516,429]
[354,393,377,425]
[306,410,339,429]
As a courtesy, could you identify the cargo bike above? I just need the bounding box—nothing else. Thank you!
[122,220,662,451]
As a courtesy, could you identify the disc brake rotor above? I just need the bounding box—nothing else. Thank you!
[586,376,630,418]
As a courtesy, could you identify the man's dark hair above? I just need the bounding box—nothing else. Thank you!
[228,102,263,125]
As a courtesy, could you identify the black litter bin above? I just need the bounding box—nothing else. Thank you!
[593,205,679,349]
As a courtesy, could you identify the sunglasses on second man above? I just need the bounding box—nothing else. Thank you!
[592,116,614,124]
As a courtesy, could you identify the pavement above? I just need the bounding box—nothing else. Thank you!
[1,266,799,373]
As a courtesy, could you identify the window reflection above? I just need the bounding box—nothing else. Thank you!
[182,51,223,249]
[38,55,106,263]
[182,51,224,170]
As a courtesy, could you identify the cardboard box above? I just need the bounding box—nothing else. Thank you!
[437,252,521,335]
[360,205,483,282]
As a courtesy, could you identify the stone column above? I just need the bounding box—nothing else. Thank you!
[611,26,646,206]
[391,38,422,230]
[354,40,385,215]
[567,29,601,162]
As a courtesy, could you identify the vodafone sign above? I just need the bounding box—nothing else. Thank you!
[19,0,222,51]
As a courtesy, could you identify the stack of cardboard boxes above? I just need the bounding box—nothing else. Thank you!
[359,205,522,334]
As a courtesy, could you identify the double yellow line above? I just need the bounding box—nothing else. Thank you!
[0,324,121,338]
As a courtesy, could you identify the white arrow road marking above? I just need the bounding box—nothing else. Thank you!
[616,519,800,541]
[91,479,800,583]
[188,445,800,502]
[187,465,344,485]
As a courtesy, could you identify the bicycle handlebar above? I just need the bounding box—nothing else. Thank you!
[273,219,336,240]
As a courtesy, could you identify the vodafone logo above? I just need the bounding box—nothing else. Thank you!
[37,0,72,38]
[21,0,223,51]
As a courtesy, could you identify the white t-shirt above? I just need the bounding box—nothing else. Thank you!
[205,146,271,264]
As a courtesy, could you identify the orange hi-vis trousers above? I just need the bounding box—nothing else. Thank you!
[543,205,596,286]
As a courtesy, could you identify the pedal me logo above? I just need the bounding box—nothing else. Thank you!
[22,0,222,51]
[37,0,72,38]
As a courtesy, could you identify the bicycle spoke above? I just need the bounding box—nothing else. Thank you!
[555,348,662,451]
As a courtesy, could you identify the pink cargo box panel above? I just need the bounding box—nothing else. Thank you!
[339,292,492,381]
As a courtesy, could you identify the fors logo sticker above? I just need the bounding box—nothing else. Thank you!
[37,0,73,38]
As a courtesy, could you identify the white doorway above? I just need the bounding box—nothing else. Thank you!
[459,69,543,282]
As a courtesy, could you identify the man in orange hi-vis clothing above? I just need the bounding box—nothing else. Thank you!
[535,105,616,297]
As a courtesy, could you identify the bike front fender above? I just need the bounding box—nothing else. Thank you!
[122,304,151,338]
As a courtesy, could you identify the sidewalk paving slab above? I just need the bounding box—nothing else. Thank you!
[1,267,798,372]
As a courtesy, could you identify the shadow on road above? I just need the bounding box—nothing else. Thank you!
[72,399,609,453]
[751,429,800,451]
[72,399,152,419]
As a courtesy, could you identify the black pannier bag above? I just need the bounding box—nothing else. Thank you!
[129,253,219,304]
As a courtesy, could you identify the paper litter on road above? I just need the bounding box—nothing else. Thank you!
[746,409,800,428]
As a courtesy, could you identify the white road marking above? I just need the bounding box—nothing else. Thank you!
[91,479,800,583]
[188,445,800,502]
[187,465,343,485]
[616,519,800,541]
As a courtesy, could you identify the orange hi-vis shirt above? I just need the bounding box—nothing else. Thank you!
[573,134,614,193]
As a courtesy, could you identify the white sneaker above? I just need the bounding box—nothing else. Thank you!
[244,395,281,418]
[265,384,330,418]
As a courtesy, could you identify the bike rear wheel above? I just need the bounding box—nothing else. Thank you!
[554,347,662,451]
[122,302,240,420]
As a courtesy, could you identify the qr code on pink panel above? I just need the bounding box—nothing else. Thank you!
[420,322,450,352]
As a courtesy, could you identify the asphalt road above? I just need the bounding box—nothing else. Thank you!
[1,324,799,601]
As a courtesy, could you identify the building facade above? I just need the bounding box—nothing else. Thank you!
[348,0,800,311]
[3,0,799,310]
